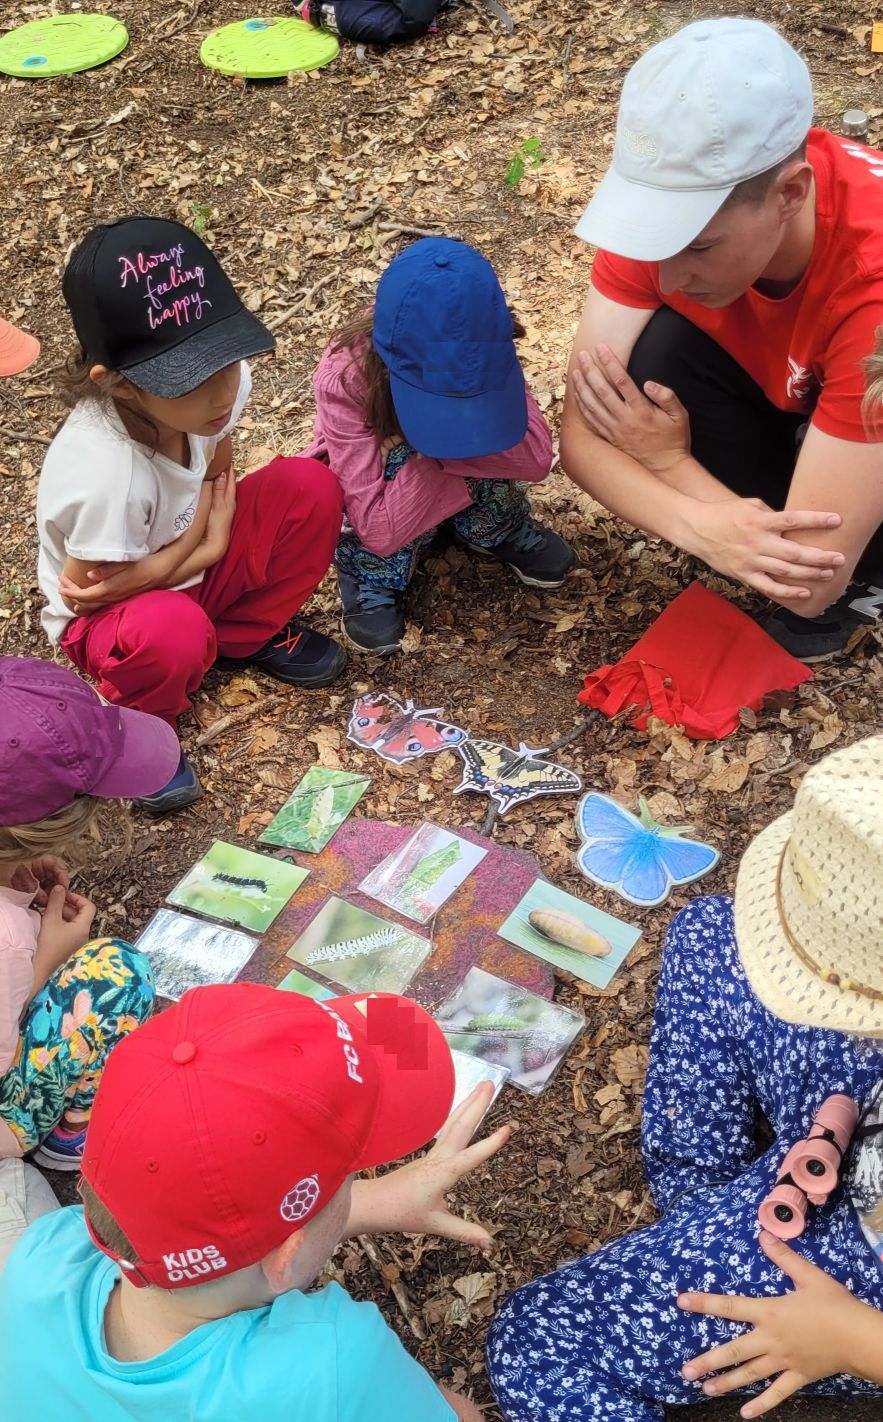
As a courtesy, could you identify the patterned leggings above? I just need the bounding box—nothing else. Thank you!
[335,441,530,592]
[487,896,883,1421]
[0,938,155,1153]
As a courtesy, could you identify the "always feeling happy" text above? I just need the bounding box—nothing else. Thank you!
[118,244,214,331]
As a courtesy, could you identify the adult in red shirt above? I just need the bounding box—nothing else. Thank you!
[564,17,883,659]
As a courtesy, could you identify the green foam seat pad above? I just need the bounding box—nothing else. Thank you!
[200,16,339,78]
[0,13,128,78]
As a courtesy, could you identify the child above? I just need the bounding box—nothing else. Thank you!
[37,215,348,814]
[303,237,575,653]
[0,655,177,1175]
[0,322,62,1274]
[488,736,883,1420]
[0,980,509,1420]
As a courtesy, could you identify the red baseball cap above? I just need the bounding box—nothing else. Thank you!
[81,983,455,1288]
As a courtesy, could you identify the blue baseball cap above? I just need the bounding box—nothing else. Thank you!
[372,238,527,460]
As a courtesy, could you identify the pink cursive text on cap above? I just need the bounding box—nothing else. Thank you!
[118,244,213,332]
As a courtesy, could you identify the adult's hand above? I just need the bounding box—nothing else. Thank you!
[347,1082,510,1248]
[687,498,845,602]
[572,344,691,473]
[678,1232,874,1418]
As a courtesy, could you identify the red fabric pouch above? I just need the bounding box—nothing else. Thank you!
[577,582,812,739]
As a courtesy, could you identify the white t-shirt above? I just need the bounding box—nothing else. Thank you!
[37,362,251,643]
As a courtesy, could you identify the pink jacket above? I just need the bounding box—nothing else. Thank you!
[301,340,553,558]
[0,884,41,1157]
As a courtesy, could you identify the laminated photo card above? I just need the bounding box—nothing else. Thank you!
[258,767,370,854]
[434,966,585,1096]
[285,896,430,995]
[445,1049,509,1136]
[166,840,308,935]
[276,965,335,1001]
[359,822,487,923]
[498,879,641,989]
[135,908,257,1001]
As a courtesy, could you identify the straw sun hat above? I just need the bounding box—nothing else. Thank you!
[734,735,883,1036]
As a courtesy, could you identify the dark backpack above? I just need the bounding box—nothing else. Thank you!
[302,0,446,44]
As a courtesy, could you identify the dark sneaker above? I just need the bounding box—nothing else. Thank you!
[338,572,405,654]
[763,585,875,663]
[134,750,202,814]
[223,622,348,687]
[32,1122,87,1171]
[457,518,576,588]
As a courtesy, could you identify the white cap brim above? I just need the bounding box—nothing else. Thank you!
[575,166,736,262]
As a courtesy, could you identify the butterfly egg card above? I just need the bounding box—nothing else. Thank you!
[359,823,487,923]
[258,767,370,853]
[347,692,468,764]
[166,840,309,934]
[285,895,429,995]
[498,879,641,990]
[435,966,585,1095]
[575,792,720,908]
[135,908,258,1002]
[453,739,581,815]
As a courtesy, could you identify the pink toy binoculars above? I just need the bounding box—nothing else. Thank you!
[758,1095,859,1240]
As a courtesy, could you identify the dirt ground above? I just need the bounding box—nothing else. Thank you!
[2,0,883,1417]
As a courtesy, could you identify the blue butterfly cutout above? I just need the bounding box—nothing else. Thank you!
[575,792,719,908]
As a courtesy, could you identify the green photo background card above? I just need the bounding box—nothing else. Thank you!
[167,840,308,935]
[286,895,429,995]
[259,768,370,853]
[498,879,641,989]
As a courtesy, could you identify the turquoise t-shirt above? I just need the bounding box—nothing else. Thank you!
[0,1208,456,1421]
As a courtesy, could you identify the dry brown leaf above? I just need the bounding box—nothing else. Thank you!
[705,758,750,794]
[610,1043,649,1090]
[218,675,262,708]
[809,712,843,752]
[305,727,342,768]
[452,1272,497,1305]
[247,726,280,755]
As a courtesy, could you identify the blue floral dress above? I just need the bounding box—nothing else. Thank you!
[487,896,883,1420]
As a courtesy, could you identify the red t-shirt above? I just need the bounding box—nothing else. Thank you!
[591,128,883,443]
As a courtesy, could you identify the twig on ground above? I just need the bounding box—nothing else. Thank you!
[150,0,209,42]
[0,426,52,446]
[347,199,385,229]
[265,272,336,332]
[378,221,462,241]
[195,693,284,746]
[356,1235,426,1341]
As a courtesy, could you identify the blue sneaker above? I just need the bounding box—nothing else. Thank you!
[32,1121,87,1171]
[457,517,576,588]
[338,572,405,654]
[134,750,202,815]
[220,621,347,687]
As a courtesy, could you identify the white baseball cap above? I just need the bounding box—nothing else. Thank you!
[576,18,814,262]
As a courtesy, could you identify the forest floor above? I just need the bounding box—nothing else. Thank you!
[2,0,883,1415]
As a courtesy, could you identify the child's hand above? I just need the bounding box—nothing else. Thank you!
[348,1082,510,1247]
[11,856,71,907]
[35,884,96,976]
[59,561,154,614]
[678,1232,868,1416]
[203,469,237,556]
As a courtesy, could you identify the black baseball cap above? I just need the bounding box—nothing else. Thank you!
[63,215,275,398]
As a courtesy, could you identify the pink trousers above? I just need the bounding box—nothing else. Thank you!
[61,457,343,726]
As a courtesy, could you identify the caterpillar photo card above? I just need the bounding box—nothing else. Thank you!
[166,840,309,935]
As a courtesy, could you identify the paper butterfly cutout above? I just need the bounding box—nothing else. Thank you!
[347,693,467,765]
[575,792,719,908]
[454,740,582,815]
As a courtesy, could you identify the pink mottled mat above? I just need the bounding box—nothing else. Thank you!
[241,818,554,1010]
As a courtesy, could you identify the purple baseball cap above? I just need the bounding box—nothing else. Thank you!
[0,657,181,826]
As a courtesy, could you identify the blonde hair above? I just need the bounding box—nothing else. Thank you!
[0,796,131,868]
[863,333,883,436]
